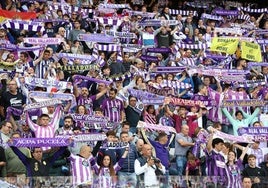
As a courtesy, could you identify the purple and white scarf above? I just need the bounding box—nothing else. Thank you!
[9,137,70,147]
[24,77,73,90]
[137,121,176,133]
[73,74,112,85]
[24,37,63,45]
[24,99,62,111]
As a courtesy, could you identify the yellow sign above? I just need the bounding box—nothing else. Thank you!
[241,41,262,62]
[210,37,239,54]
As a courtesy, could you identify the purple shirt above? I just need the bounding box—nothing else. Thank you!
[101,98,124,123]
[225,159,243,188]
[76,95,96,115]
[206,149,226,177]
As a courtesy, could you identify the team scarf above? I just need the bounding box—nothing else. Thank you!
[213,9,239,16]
[170,97,216,107]
[137,121,176,133]
[176,42,208,50]
[0,42,44,52]
[219,75,246,82]
[146,85,174,97]
[70,114,108,124]
[92,43,123,63]
[214,27,244,35]
[140,55,158,62]
[47,4,94,16]
[169,9,198,17]
[254,29,268,35]
[238,127,268,135]
[185,2,208,8]
[219,36,255,42]
[9,137,70,147]
[24,99,62,111]
[128,89,165,105]
[28,91,76,108]
[204,53,228,60]
[57,53,96,63]
[161,79,192,90]
[256,39,268,45]
[233,79,267,88]
[78,33,117,43]
[105,30,137,39]
[230,23,255,30]
[97,17,122,27]
[23,37,63,45]
[237,7,268,13]
[106,71,133,82]
[221,99,266,107]
[2,20,45,33]
[6,107,23,120]
[24,77,73,90]
[201,13,223,21]
[192,129,210,157]
[59,64,99,73]
[98,3,130,9]
[73,74,112,85]
[150,66,186,73]
[248,62,268,67]
[127,10,156,18]
[146,47,171,53]
[213,129,254,143]
[187,68,249,77]
[71,133,107,142]
[32,18,69,23]
[101,142,129,149]
[235,14,251,22]
[138,19,179,27]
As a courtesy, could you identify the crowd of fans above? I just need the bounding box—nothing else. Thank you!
[0,0,267,187]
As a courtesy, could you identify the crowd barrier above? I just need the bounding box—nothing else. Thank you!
[1,175,268,188]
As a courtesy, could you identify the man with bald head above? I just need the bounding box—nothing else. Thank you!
[68,145,95,187]
[136,139,144,157]
[135,144,165,188]
[175,124,194,175]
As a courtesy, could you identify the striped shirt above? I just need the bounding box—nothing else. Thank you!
[206,149,226,177]
[225,159,243,188]
[77,95,96,115]
[69,154,94,187]
[35,59,53,78]
[26,105,62,151]
[101,98,124,123]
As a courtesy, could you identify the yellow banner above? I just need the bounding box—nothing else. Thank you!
[210,37,239,54]
[241,41,262,62]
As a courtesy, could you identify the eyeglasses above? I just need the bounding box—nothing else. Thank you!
[6,126,12,129]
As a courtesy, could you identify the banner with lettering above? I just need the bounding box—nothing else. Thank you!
[221,100,266,107]
[24,77,73,90]
[170,97,216,107]
[238,127,268,135]
[24,99,62,111]
[29,91,76,108]
[241,41,262,62]
[210,38,239,54]
[137,121,176,133]
[9,138,70,147]
[78,34,117,43]
[213,130,254,143]
[24,38,63,45]
[59,64,99,72]
[57,133,107,142]
[101,142,129,149]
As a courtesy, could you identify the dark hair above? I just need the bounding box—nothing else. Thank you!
[212,138,224,148]
[156,132,167,141]
[235,110,243,117]
[94,107,103,113]
[121,121,130,127]
[109,88,117,94]
[120,131,129,137]
[106,130,116,137]
[99,155,115,176]
[128,95,137,101]
[40,114,50,119]
[64,116,74,122]
[247,154,256,160]
[0,121,11,129]
[20,52,29,58]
